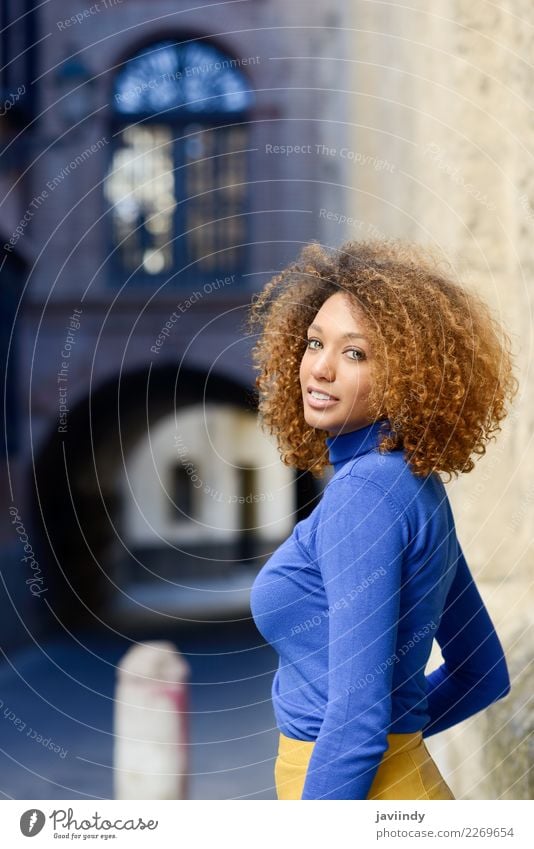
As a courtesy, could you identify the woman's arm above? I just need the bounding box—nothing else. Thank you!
[423,543,511,738]
[300,473,408,800]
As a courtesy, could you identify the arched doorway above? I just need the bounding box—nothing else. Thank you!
[31,365,324,631]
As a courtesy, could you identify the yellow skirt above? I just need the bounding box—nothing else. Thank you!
[274,730,455,800]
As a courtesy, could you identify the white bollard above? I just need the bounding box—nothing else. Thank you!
[113,640,191,799]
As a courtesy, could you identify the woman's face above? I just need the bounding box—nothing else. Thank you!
[299,292,374,437]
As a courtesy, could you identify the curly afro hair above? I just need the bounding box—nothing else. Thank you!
[243,238,519,482]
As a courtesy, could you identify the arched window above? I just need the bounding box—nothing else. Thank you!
[104,39,254,285]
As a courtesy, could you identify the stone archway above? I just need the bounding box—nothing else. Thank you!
[31,364,322,631]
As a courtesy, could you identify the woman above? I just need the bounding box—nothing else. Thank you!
[246,238,519,800]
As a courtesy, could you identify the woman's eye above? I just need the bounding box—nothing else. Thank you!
[306,339,365,360]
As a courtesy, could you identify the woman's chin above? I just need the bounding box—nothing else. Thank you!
[304,412,337,432]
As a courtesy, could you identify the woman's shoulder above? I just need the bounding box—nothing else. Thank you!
[332,446,417,493]
[327,448,446,535]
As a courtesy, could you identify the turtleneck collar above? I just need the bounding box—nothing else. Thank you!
[325,419,389,474]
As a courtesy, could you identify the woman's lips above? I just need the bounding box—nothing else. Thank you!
[306,389,339,409]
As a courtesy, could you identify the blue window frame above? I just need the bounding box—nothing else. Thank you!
[104,39,254,286]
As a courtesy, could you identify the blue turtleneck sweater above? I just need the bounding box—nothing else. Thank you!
[249,419,511,800]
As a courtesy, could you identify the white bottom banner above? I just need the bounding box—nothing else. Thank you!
[1,799,532,847]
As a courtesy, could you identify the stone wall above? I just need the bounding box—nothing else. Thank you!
[343,0,532,799]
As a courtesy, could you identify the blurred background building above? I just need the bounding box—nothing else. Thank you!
[0,0,339,641]
[0,0,531,800]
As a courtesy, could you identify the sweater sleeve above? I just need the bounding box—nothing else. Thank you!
[422,543,511,738]
[300,473,408,800]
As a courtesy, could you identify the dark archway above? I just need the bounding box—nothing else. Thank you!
[31,364,320,632]
[1,246,32,653]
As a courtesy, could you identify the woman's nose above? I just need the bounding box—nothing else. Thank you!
[310,351,335,381]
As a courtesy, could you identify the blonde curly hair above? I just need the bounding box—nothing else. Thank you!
[243,238,519,482]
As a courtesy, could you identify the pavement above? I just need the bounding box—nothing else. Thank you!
[0,621,279,800]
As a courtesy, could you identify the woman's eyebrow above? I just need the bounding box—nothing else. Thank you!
[307,322,367,340]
